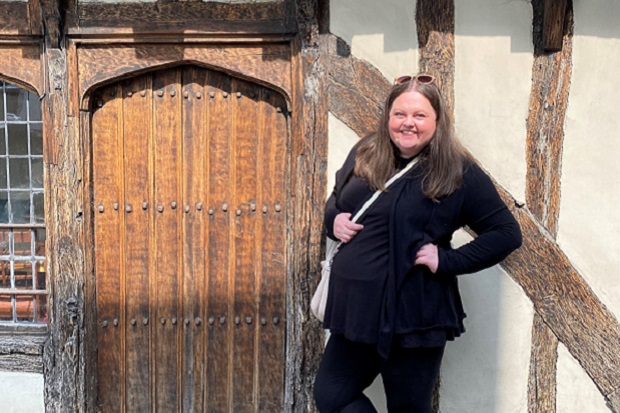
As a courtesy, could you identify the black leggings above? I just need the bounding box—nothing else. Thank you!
[314,334,444,413]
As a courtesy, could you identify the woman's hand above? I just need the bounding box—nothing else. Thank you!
[333,213,364,243]
[415,243,439,273]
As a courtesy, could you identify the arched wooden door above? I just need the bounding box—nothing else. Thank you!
[91,66,288,412]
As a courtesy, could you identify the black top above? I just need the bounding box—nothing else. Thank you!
[323,139,522,357]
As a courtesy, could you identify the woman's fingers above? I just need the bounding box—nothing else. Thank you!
[415,243,439,273]
[333,213,364,243]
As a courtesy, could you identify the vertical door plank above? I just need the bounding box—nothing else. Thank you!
[205,72,233,412]
[93,84,124,412]
[152,68,182,412]
[180,66,206,413]
[230,78,258,413]
[257,90,287,411]
[121,76,152,411]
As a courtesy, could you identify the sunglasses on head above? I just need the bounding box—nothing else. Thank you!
[394,74,435,85]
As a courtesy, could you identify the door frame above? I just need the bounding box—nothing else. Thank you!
[72,36,327,412]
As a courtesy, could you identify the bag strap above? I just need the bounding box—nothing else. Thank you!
[349,156,420,224]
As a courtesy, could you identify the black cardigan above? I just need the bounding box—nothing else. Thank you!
[324,142,522,357]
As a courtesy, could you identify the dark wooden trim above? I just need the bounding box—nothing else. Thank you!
[69,2,293,36]
[543,0,568,52]
[416,0,455,115]
[527,0,573,238]
[0,1,32,37]
[528,314,558,412]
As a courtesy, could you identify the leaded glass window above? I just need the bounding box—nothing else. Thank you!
[0,81,46,325]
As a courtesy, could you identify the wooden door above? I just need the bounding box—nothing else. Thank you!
[92,66,288,412]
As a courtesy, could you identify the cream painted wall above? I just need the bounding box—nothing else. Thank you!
[556,343,609,413]
[330,0,418,82]
[558,0,620,323]
[454,0,531,203]
[440,231,533,413]
[0,372,44,413]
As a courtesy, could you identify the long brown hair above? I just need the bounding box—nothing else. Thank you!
[354,76,469,201]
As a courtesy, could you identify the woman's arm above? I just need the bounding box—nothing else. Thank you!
[436,164,522,276]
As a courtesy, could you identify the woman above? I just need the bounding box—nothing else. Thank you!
[314,74,522,412]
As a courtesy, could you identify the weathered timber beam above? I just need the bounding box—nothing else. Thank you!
[326,36,389,137]
[498,185,620,411]
[543,0,568,52]
[528,314,558,412]
[416,0,455,116]
[527,0,573,238]
[288,1,327,412]
[39,0,64,48]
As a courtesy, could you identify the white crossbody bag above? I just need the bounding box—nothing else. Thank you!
[311,156,420,321]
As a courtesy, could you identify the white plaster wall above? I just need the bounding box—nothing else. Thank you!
[440,231,533,413]
[330,0,418,82]
[557,0,620,322]
[556,343,609,413]
[454,0,532,203]
[0,372,44,413]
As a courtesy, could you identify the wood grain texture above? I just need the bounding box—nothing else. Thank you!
[326,36,389,137]
[0,2,32,36]
[92,83,123,413]
[76,44,291,111]
[416,0,455,116]
[543,0,568,52]
[285,1,329,409]
[0,44,44,96]
[73,1,289,35]
[528,313,558,412]
[527,0,573,238]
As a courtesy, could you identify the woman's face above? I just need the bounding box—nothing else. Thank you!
[388,90,437,157]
